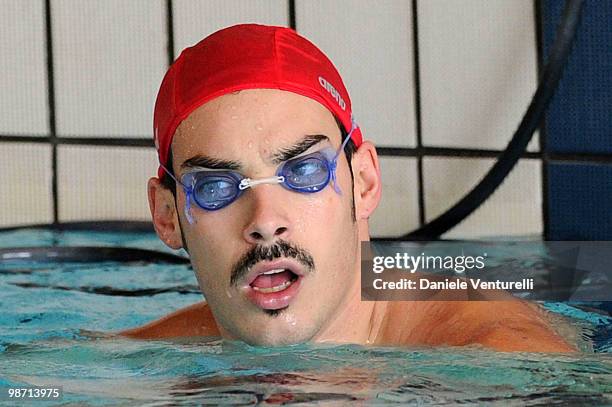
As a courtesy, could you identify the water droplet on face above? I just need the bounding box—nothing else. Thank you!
[286,314,297,327]
[295,218,305,234]
[264,138,270,145]
[255,124,263,131]
[247,141,253,149]
[231,105,237,110]
[231,115,238,120]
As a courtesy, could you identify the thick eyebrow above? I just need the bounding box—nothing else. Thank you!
[271,135,329,164]
[180,134,329,172]
[181,155,241,171]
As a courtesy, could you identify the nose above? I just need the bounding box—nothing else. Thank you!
[242,185,291,245]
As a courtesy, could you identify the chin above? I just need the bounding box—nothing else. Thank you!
[234,317,317,347]
[245,335,303,347]
[240,328,313,347]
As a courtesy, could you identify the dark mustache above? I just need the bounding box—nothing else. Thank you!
[230,240,315,286]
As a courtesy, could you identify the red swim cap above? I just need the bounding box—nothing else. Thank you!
[153,23,362,178]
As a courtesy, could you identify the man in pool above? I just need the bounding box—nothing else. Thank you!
[121,24,573,352]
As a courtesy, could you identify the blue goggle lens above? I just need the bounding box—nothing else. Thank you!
[190,172,242,210]
[281,154,331,192]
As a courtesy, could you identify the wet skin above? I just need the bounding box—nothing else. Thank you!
[120,300,574,352]
[121,89,574,353]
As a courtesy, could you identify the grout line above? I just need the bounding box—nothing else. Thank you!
[3,134,612,163]
[3,134,612,164]
[0,135,153,147]
[44,0,58,225]
[166,0,175,65]
[289,0,296,30]
[377,146,543,159]
[411,0,426,226]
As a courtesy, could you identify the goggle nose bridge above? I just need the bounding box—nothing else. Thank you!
[238,175,286,191]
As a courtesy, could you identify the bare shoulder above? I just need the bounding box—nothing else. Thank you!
[458,300,576,352]
[118,301,220,340]
[381,300,576,352]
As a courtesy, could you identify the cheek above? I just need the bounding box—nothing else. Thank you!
[185,218,242,286]
[292,194,354,257]
[291,191,340,234]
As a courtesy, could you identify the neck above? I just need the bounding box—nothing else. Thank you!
[311,230,388,345]
[311,279,388,345]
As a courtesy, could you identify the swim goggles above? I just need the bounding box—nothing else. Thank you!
[161,117,358,224]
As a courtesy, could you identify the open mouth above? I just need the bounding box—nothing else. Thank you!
[250,269,299,293]
[243,262,304,311]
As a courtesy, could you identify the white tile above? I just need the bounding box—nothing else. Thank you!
[297,0,416,148]
[0,143,52,226]
[370,157,420,237]
[423,157,542,238]
[419,0,539,151]
[173,0,288,52]
[0,0,48,135]
[52,0,167,137]
[58,146,158,221]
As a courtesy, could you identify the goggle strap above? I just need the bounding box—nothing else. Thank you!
[330,115,358,195]
[160,163,180,185]
[331,161,342,195]
[160,162,195,223]
[333,115,358,162]
[185,191,194,224]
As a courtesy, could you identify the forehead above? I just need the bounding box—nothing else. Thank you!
[171,89,340,157]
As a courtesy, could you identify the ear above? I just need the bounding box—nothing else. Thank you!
[351,141,382,220]
[147,177,184,250]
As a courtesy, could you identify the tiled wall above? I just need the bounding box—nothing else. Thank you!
[542,0,612,240]
[1,0,546,239]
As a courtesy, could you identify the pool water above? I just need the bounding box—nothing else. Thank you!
[0,229,610,405]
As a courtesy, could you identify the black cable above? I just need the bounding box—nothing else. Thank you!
[0,246,189,264]
[403,0,584,240]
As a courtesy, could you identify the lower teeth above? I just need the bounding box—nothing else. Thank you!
[252,278,294,293]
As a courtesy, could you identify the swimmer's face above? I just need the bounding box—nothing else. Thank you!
[164,89,364,345]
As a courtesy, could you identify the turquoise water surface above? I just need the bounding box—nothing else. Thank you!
[0,229,610,405]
